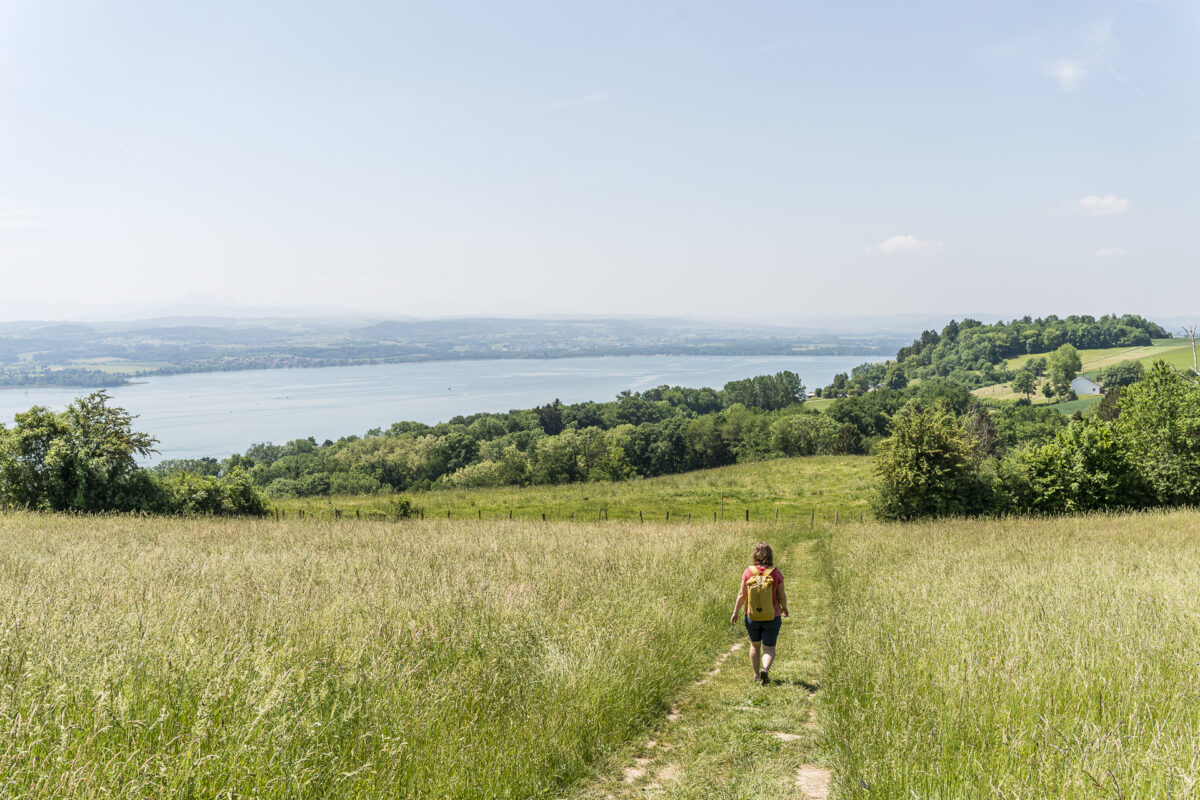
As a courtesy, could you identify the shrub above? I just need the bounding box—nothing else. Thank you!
[769,413,840,456]
[1113,361,1200,505]
[1096,360,1145,388]
[1019,420,1149,514]
[873,403,986,520]
[329,470,383,495]
[264,477,302,498]
[156,468,267,516]
[391,496,417,518]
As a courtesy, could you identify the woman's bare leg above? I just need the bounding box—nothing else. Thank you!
[761,645,776,674]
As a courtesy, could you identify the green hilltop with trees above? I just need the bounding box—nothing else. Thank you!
[3,313,1197,527]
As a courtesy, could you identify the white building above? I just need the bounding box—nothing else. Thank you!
[1071,376,1104,395]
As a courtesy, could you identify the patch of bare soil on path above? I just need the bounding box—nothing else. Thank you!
[795,764,832,799]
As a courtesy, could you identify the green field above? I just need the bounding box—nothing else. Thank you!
[971,380,1102,413]
[6,459,1200,797]
[978,338,1196,411]
[823,510,1200,796]
[273,455,875,524]
[63,358,175,374]
[1003,338,1196,377]
[0,512,776,799]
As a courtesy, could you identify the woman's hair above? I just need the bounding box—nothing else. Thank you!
[751,541,774,567]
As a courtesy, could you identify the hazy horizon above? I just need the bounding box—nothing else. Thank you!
[3,297,1191,335]
[2,1,1197,319]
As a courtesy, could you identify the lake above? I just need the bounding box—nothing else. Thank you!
[0,355,865,462]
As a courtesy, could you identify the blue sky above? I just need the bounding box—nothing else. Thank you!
[0,1,1196,321]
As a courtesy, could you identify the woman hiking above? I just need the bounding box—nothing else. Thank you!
[730,541,788,685]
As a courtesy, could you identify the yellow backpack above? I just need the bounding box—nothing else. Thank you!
[746,566,776,621]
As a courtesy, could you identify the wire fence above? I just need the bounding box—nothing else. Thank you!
[267,505,871,525]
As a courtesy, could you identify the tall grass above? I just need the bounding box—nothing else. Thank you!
[822,510,1200,797]
[0,513,766,799]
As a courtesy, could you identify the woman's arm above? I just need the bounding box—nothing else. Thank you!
[777,580,789,618]
[729,577,746,624]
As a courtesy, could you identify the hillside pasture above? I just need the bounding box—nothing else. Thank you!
[977,337,1196,412]
[1002,339,1196,378]
[823,510,1200,796]
[0,513,776,800]
[273,455,875,523]
[970,379,1102,414]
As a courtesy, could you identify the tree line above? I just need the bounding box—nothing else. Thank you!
[873,361,1200,519]
[162,372,829,498]
[0,392,266,515]
[159,371,1074,501]
[821,314,1167,396]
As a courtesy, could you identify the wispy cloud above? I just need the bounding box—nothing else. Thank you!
[870,235,945,256]
[1045,59,1087,91]
[990,17,1137,94]
[1095,247,1129,258]
[1039,18,1140,94]
[1079,194,1131,215]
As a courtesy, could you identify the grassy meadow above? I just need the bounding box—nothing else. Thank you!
[6,455,1200,798]
[1000,338,1197,378]
[970,379,1102,412]
[0,512,778,799]
[272,455,875,524]
[822,510,1200,797]
[976,338,1196,410]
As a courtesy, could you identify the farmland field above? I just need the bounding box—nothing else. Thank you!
[971,380,1102,413]
[273,455,875,523]
[6,466,1200,798]
[0,512,779,799]
[976,337,1196,411]
[823,510,1200,796]
[1002,338,1196,376]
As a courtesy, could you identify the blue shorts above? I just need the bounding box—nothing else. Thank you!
[744,614,782,647]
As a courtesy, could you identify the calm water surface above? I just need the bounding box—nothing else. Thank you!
[0,355,864,462]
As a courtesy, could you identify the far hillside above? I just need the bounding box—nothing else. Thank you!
[820,313,1170,397]
[974,338,1196,409]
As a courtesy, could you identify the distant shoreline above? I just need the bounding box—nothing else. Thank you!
[0,346,892,389]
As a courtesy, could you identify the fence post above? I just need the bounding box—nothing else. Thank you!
[542,512,546,522]
[478,509,481,520]
[835,510,839,524]
[720,494,725,520]
[810,509,815,528]
[775,509,779,525]
[509,510,513,520]
[356,509,360,519]
[447,509,450,520]
[335,508,341,519]
[571,511,575,521]
[420,508,424,520]
[639,511,643,523]
[745,509,749,522]
[688,513,692,523]
[666,510,670,522]
[713,512,717,522]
